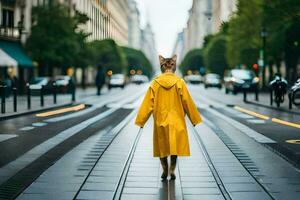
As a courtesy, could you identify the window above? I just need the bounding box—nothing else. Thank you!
[1,9,14,27]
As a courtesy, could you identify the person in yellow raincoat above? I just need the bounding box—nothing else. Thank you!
[135,55,202,180]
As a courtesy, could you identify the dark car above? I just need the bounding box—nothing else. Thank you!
[224,69,259,94]
[29,77,54,95]
[204,73,222,89]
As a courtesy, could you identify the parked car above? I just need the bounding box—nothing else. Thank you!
[108,74,126,89]
[130,75,149,84]
[29,77,54,95]
[224,69,259,94]
[54,75,71,93]
[184,75,203,84]
[204,73,222,89]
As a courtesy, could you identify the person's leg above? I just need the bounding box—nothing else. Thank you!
[170,155,177,180]
[160,157,168,180]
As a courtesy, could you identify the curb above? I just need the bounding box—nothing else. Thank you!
[0,103,75,121]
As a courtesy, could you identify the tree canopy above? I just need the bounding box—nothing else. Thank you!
[89,39,127,74]
[26,2,89,75]
[121,47,153,78]
[180,0,300,82]
[203,35,228,77]
[179,49,204,75]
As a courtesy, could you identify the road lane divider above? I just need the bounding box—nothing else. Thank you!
[45,86,147,123]
[233,106,300,129]
[234,106,270,120]
[0,134,17,142]
[36,104,85,117]
[194,100,276,144]
[286,140,300,144]
[271,118,300,129]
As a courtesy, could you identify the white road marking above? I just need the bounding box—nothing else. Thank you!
[19,126,35,131]
[32,122,47,127]
[236,113,255,119]
[0,134,18,142]
[247,119,266,124]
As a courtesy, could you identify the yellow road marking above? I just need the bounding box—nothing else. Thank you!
[286,140,300,144]
[36,104,85,117]
[272,118,300,129]
[234,106,300,129]
[234,106,270,120]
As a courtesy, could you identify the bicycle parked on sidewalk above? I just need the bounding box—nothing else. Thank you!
[269,73,288,108]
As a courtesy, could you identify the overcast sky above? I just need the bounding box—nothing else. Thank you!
[136,0,192,57]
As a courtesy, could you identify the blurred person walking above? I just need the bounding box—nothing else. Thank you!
[96,67,105,95]
[135,55,202,180]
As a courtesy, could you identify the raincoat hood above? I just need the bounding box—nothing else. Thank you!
[154,73,180,90]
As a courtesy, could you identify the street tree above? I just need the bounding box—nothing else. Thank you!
[26,2,89,76]
[121,47,153,78]
[203,35,228,77]
[226,0,262,68]
[179,49,204,75]
[89,39,127,75]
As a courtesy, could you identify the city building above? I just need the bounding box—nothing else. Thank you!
[182,0,213,56]
[128,0,141,49]
[140,21,158,70]
[212,0,237,33]
[177,0,237,62]
[172,32,185,65]
[0,0,34,91]
[1,0,156,86]
[106,0,130,46]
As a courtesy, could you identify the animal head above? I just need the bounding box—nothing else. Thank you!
[159,55,177,73]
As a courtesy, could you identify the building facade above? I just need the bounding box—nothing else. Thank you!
[177,0,237,62]
[140,22,158,70]
[212,0,237,33]
[182,0,213,56]
[128,0,141,49]
[172,32,185,65]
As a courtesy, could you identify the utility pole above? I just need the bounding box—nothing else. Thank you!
[260,27,267,88]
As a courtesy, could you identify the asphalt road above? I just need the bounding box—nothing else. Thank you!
[0,83,299,200]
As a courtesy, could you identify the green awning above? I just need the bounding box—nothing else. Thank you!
[0,40,33,68]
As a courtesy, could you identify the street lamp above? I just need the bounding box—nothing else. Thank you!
[260,27,267,88]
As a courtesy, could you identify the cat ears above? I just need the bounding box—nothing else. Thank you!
[159,55,164,63]
[171,55,177,61]
[159,55,177,63]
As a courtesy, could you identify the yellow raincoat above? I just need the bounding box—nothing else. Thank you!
[135,73,202,158]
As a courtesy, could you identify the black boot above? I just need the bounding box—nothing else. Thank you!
[170,155,177,180]
[160,157,168,180]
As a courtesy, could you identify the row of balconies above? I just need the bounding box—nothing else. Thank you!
[0,26,22,41]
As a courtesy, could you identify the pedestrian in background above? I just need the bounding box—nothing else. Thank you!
[135,55,202,180]
[96,67,105,96]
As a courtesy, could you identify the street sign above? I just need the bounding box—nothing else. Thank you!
[258,59,264,67]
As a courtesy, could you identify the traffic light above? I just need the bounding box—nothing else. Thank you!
[252,63,259,71]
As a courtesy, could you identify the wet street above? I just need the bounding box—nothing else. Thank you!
[0,83,300,200]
